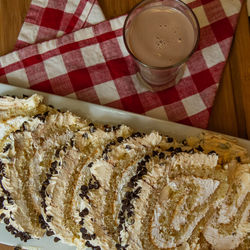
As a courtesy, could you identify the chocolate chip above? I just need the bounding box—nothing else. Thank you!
[88,177,100,190]
[80,227,87,234]
[196,145,204,152]
[110,141,116,145]
[55,149,60,158]
[82,233,92,240]
[127,211,134,218]
[47,215,53,222]
[152,150,159,156]
[23,94,29,98]
[0,213,5,219]
[86,241,101,250]
[167,147,174,152]
[62,146,67,152]
[188,149,194,154]
[91,233,96,240]
[104,125,111,132]
[3,144,11,153]
[134,186,142,196]
[51,161,57,169]
[70,138,74,147]
[6,225,12,232]
[46,230,54,236]
[159,152,165,159]
[182,139,188,145]
[127,217,135,225]
[208,150,216,155]
[125,145,131,150]
[236,156,241,163]
[54,237,60,242]
[167,137,173,143]
[4,218,9,224]
[43,111,49,117]
[81,185,88,192]
[117,137,124,143]
[33,114,46,122]
[21,122,27,131]
[6,196,13,204]
[39,214,48,229]
[117,224,123,232]
[0,196,4,209]
[131,132,142,138]
[116,244,122,250]
[144,155,150,162]
[80,185,89,199]
[175,147,182,153]
[79,208,89,217]
[82,132,88,138]
[90,126,96,133]
[87,162,93,168]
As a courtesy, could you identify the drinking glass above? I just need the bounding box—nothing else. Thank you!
[123,0,200,90]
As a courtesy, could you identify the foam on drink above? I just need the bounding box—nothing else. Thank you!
[126,6,196,68]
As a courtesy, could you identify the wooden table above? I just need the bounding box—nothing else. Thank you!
[0,1,249,246]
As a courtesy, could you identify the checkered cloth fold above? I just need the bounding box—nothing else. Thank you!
[0,0,243,128]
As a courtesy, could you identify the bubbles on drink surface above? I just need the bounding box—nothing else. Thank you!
[155,36,168,50]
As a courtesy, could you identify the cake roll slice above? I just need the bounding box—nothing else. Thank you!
[203,163,250,250]
[103,132,169,237]
[111,151,222,249]
[43,124,133,247]
[64,132,167,249]
[0,117,45,240]
[0,111,88,240]
[0,94,46,121]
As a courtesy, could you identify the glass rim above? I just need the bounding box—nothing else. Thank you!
[123,0,200,70]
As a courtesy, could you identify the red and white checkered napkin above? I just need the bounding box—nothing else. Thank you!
[0,0,243,128]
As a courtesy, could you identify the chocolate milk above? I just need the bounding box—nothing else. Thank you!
[126,6,195,67]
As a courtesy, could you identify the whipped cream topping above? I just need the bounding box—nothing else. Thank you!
[0,94,249,250]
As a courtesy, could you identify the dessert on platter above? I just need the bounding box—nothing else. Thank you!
[0,94,249,250]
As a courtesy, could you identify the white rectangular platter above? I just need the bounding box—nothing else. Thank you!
[0,82,249,249]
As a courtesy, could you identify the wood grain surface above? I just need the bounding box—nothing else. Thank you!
[0,1,249,247]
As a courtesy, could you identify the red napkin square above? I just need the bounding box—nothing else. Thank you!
[0,0,243,128]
